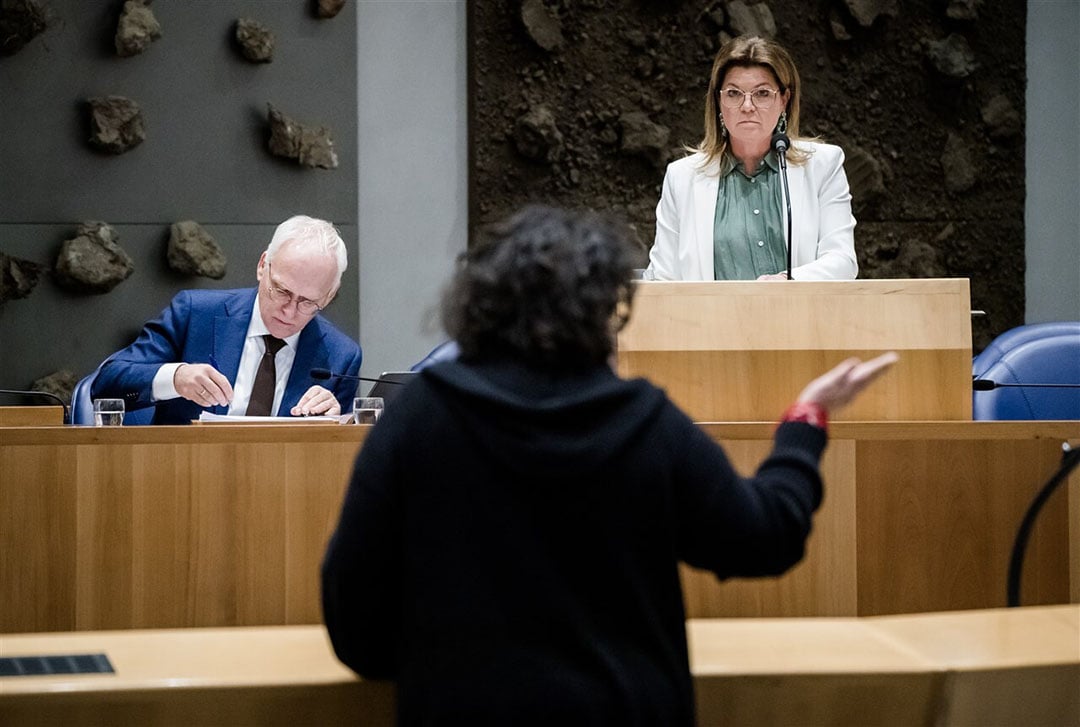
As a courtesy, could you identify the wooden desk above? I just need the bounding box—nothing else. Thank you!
[0,406,63,426]
[683,421,1079,618]
[2,606,1076,727]
[1,422,1077,633]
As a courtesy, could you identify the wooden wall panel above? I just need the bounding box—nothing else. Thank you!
[1,421,1075,632]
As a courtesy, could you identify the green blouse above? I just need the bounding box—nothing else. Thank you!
[712,151,787,280]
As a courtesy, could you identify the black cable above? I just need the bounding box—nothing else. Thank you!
[0,389,70,424]
[1006,443,1080,607]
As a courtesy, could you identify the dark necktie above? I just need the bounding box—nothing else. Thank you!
[247,335,286,416]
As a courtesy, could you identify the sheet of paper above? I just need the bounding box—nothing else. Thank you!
[197,412,351,424]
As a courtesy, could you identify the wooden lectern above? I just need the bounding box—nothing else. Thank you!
[616,279,973,421]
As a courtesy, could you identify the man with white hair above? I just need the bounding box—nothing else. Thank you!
[93,215,362,424]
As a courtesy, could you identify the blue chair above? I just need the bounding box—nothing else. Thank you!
[70,373,96,425]
[72,369,154,426]
[973,321,1080,377]
[972,322,1080,420]
[411,340,460,371]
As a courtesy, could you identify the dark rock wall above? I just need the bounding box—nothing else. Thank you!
[469,1,1026,350]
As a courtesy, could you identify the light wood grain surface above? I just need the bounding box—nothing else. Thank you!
[0,406,63,426]
[2,421,1075,634]
[1,606,1075,727]
[617,279,973,421]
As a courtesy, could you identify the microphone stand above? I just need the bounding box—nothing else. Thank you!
[0,389,70,424]
[1007,443,1080,606]
[972,379,1078,391]
[772,132,793,281]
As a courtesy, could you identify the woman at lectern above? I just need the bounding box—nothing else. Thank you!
[322,205,894,726]
[646,35,858,282]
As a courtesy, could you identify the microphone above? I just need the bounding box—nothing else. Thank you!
[1007,443,1080,607]
[0,388,70,424]
[972,379,1080,391]
[310,368,405,385]
[772,131,793,281]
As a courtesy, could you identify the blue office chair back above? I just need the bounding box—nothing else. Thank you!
[972,322,1080,420]
[411,340,460,371]
[70,373,96,425]
[71,370,155,425]
[973,322,1080,377]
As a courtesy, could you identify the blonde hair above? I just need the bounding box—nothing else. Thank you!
[697,36,815,168]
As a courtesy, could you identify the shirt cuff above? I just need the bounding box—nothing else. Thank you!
[152,363,184,402]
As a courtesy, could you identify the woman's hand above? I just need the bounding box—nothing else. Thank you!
[797,352,899,414]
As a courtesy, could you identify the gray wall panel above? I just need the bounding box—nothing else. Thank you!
[1,1,357,223]
[0,1,358,392]
[0,223,358,388]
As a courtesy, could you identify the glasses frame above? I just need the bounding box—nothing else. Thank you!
[719,86,781,110]
[264,261,326,315]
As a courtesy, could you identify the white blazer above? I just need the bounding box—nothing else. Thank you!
[646,142,858,281]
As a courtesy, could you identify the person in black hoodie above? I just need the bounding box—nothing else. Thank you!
[321,205,897,726]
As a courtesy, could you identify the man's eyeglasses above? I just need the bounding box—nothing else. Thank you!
[264,262,325,314]
[719,87,780,110]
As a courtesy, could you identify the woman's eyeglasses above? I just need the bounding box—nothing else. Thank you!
[719,87,780,110]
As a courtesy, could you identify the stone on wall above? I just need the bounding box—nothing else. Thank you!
[981,94,1021,141]
[513,105,564,163]
[115,0,161,57]
[0,0,47,56]
[619,111,670,170]
[844,144,887,213]
[235,17,274,63]
[946,0,980,22]
[266,104,339,169]
[725,1,776,38]
[54,222,135,294]
[926,33,978,78]
[941,132,976,194]
[314,0,346,19]
[0,251,45,304]
[33,369,77,405]
[842,0,898,28]
[167,221,227,279]
[521,0,563,52]
[86,96,146,154]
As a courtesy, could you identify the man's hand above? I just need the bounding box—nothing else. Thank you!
[757,272,788,281]
[291,385,341,417]
[797,352,899,414]
[175,363,233,407]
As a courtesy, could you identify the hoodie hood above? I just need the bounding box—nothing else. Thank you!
[421,358,667,478]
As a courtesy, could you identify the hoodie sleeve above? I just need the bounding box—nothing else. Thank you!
[321,409,404,679]
[666,405,827,579]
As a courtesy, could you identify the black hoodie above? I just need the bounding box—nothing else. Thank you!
[322,357,826,726]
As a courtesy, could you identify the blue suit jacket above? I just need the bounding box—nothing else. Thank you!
[92,288,363,425]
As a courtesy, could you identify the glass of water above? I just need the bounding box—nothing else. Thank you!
[353,397,384,425]
[92,398,125,426]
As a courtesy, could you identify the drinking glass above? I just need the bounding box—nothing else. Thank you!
[353,397,384,425]
[93,398,125,426]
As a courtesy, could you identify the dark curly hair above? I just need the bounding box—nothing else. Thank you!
[442,205,638,371]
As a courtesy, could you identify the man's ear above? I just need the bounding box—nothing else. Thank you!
[256,251,268,281]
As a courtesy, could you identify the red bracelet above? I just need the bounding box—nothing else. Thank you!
[779,401,828,430]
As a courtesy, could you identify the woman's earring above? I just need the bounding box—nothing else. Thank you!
[775,111,788,134]
[719,112,728,138]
